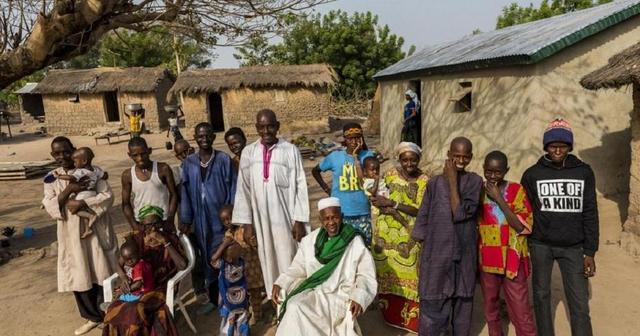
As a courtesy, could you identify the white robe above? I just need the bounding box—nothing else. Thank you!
[232,139,310,298]
[274,228,377,336]
[42,167,119,292]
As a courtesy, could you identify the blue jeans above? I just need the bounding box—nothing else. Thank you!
[530,243,592,336]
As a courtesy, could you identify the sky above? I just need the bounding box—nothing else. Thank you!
[212,0,543,68]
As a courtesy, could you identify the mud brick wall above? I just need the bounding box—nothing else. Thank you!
[180,86,331,137]
[43,94,108,135]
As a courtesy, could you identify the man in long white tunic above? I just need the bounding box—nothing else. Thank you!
[272,197,377,336]
[233,109,310,298]
[42,137,118,335]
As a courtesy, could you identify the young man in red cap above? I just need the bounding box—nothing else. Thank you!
[521,118,599,336]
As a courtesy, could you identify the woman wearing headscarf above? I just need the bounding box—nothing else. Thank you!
[102,205,187,336]
[370,142,427,333]
[402,90,420,144]
[312,122,375,245]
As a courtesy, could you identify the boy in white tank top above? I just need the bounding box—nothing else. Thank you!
[121,137,178,232]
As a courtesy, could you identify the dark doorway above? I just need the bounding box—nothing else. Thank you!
[208,92,225,132]
[21,94,44,117]
[409,79,422,147]
[104,92,120,122]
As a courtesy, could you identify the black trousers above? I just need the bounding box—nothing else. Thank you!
[530,243,593,336]
[73,283,104,323]
[188,233,206,295]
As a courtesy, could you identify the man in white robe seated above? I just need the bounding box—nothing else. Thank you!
[272,197,377,336]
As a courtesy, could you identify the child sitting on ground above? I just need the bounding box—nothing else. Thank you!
[54,147,108,238]
[359,156,408,228]
[211,205,265,327]
[117,240,154,302]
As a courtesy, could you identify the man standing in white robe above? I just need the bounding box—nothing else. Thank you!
[233,109,310,298]
[272,197,377,336]
[42,137,118,335]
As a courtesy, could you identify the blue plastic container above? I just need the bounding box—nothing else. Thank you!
[23,227,35,238]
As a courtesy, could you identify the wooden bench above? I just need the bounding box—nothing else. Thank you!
[94,130,131,145]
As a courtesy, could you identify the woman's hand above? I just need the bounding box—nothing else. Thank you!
[66,199,87,215]
[144,229,168,247]
[370,194,395,208]
[119,275,132,294]
[353,138,363,155]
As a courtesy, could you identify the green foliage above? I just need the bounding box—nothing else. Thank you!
[0,70,46,109]
[98,27,212,72]
[496,0,613,29]
[235,10,412,98]
[59,45,102,69]
[233,36,276,67]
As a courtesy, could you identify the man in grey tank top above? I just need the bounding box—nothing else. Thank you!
[121,137,178,232]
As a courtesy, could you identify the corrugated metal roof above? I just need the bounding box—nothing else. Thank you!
[375,0,640,79]
[14,82,39,94]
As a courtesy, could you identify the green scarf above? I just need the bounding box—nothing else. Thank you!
[138,205,165,221]
[278,224,358,321]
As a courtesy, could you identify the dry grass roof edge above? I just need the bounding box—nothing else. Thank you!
[169,64,337,95]
[34,67,174,94]
[581,42,640,90]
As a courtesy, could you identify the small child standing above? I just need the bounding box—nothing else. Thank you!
[54,147,107,238]
[212,239,250,336]
[211,205,265,331]
[118,241,155,302]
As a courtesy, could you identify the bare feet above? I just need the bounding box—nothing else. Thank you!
[80,229,93,239]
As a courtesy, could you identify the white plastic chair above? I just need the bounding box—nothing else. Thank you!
[103,233,198,333]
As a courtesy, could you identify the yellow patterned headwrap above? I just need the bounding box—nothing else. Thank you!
[343,128,363,137]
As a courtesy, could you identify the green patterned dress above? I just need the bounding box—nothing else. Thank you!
[372,167,427,333]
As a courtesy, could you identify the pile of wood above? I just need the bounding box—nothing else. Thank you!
[0,160,56,181]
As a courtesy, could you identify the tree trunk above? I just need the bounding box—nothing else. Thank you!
[0,0,119,89]
[0,0,179,90]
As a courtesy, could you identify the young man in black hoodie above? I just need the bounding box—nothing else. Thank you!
[521,118,598,336]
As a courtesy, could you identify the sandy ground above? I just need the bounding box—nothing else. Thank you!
[1,126,639,335]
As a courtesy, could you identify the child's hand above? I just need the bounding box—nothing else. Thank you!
[484,182,502,202]
[224,242,244,263]
[443,159,457,182]
[222,235,234,244]
[209,255,221,269]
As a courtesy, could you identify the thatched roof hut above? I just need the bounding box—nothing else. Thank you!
[35,67,174,94]
[581,42,640,256]
[36,67,175,135]
[169,64,336,96]
[170,64,337,134]
[581,42,640,90]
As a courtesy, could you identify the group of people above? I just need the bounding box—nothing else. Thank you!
[42,103,598,336]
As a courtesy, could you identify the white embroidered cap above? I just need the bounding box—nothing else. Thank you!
[318,197,341,211]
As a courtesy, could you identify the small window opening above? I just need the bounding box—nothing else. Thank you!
[450,81,472,113]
